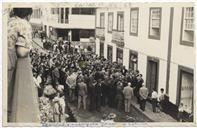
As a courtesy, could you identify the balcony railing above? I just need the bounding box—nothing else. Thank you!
[95,27,105,40]
[112,30,124,47]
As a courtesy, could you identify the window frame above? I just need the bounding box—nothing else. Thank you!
[148,7,162,40]
[107,45,113,62]
[129,50,138,70]
[116,47,123,63]
[100,41,104,57]
[117,11,124,32]
[180,7,194,47]
[108,12,114,33]
[176,65,194,113]
[130,8,139,36]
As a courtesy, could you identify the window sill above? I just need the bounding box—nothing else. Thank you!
[148,35,160,40]
[113,29,124,32]
[130,32,138,36]
[108,31,112,34]
[180,40,194,47]
[96,27,105,29]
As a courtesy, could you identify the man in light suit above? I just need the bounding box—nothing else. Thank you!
[139,84,149,111]
[77,78,88,110]
[123,82,134,112]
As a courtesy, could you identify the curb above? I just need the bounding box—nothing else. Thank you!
[130,103,154,122]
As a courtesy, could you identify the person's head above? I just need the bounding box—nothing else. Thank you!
[160,88,164,93]
[128,82,131,87]
[137,74,142,80]
[12,8,33,21]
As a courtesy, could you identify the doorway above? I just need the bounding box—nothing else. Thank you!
[116,48,123,63]
[107,45,113,62]
[146,57,159,93]
[72,29,80,41]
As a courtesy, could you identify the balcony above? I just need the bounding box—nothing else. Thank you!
[68,14,95,29]
[46,14,95,29]
[95,27,105,41]
[112,30,124,47]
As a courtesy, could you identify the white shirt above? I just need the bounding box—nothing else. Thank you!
[151,91,158,99]
[37,76,42,84]
[158,92,165,101]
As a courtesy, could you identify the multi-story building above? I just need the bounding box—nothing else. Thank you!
[95,3,195,119]
[30,5,96,50]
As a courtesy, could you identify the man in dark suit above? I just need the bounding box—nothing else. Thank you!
[77,78,88,110]
[88,79,96,111]
[52,62,60,86]
[101,76,108,106]
[95,79,102,112]
[135,74,144,104]
[139,84,148,111]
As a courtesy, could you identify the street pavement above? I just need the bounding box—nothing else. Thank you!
[68,101,151,122]
[68,97,177,122]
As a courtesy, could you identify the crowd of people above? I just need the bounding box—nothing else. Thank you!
[30,36,167,122]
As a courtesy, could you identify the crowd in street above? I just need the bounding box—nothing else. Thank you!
[30,36,167,122]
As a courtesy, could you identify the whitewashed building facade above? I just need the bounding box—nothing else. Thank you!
[95,2,195,118]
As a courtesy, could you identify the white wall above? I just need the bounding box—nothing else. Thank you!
[95,3,195,105]
[168,3,195,104]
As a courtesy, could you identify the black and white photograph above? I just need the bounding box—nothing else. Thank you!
[1,1,196,127]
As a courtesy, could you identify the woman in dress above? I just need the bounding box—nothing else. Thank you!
[8,8,40,122]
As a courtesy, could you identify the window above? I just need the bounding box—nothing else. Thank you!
[130,8,139,36]
[65,8,69,23]
[129,51,138,71]
[108,13,113,33]
[117,12,124,31]
[149,8,162,40]
[180,7,194,46]
[177,66,194,114]
[51,8,59,14]
[32,8,42,19]
[100,13,105,28]
[100,42,104,57]
[80,29,95,38]
[60,8,64,23]
[116,48,123,63]
[72,8,95,15]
